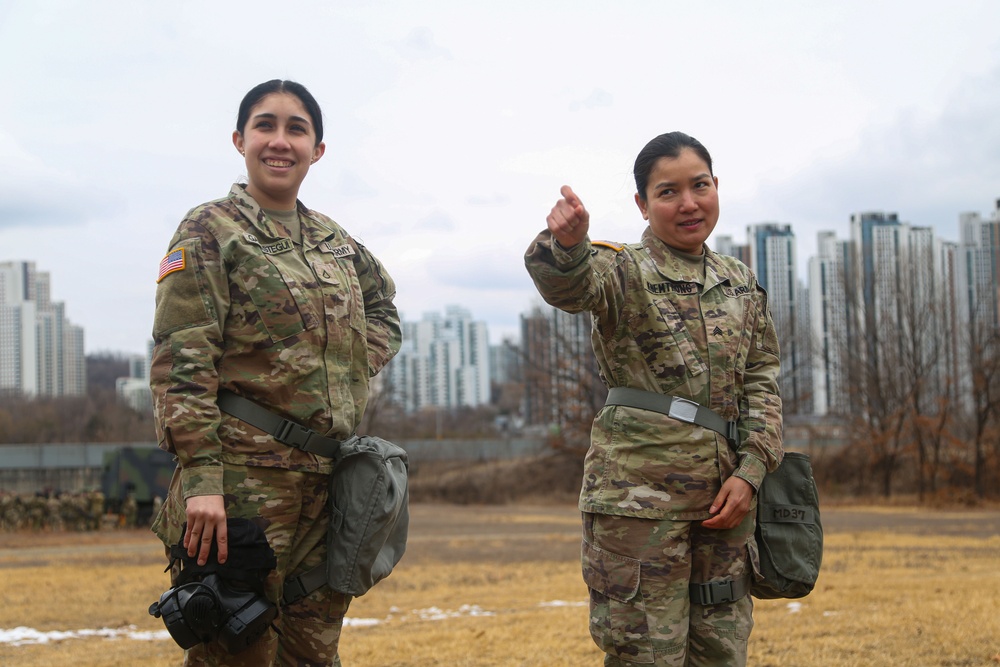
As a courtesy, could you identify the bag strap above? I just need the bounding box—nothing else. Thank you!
[605,387,739,447]
[217,389,352,460]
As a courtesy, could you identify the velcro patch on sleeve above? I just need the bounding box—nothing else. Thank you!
[152,241,213,337]
[157,248,186,283]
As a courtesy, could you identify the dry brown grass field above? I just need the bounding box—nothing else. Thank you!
[1,503,999,667]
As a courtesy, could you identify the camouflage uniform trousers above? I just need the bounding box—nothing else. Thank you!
[153,464,350,666]
[582,509,756,666]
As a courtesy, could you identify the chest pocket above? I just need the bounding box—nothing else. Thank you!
[314,260,365,334]
[711,283,756,379]
[235,255,317,344]
[626,295,707,393]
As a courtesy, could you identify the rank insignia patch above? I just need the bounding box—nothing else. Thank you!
[157,248,186,283]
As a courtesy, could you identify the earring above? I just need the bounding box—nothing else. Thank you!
[240,151,246,156]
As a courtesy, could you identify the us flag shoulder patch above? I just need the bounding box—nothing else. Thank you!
[157,248,186,283]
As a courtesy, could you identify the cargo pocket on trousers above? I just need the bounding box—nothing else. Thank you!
[582,537,653,664]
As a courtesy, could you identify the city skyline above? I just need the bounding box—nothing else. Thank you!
[3,190,998,425]
[3,194,999,359]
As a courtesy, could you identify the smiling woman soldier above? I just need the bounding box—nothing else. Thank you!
[150,80,401,666]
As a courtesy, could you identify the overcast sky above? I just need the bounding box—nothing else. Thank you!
[2,1,999,355]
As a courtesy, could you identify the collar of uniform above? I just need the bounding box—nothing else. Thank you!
[229,183,342,250]
[703,246,736,291]
[229,183,284,240]
[641,227,705,285]
[296,206,343,250]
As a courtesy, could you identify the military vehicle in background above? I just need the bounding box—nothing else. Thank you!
[101,446,175,525]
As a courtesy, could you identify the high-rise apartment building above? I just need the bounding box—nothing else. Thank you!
[808,231,852,416]
[386,305,491,412]
[0,261,85,397]
[958,200,1000,329]
[746,223,811,413]
[805,212,961,417]
[489,336,521,385]
[117,342,154,414]
[713,234,751,266]
[955,199,1000,406]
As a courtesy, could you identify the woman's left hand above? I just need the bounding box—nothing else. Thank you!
[702,476,754,530]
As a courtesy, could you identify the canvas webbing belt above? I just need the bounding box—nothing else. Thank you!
[689,573,751,605]
[604,387,739,447]
[217,389,348,460]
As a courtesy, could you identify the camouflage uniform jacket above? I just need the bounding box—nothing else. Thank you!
[525,227,782,520]
[151,184,402,500]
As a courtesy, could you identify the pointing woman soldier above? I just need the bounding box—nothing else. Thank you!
[150,80,401,665]
[525,132,783,666]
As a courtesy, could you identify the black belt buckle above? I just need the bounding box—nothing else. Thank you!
[282,576,308,606]
[274,419,314,449]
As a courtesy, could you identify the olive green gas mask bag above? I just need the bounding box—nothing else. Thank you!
[283,435,409,604]
[752,452,823,599]
[215,390,409,603]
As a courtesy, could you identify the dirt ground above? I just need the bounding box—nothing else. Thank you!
[3,501,1000,560]
[3,502,1000,667]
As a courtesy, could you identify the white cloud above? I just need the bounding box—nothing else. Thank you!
[570,88,613,112]
[393,26,453,61]
[1,0,1000,353]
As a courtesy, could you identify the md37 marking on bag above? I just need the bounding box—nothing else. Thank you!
[761,504,814,524]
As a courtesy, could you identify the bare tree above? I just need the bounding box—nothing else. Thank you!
[520,304,606,453]
[893,255,959,500]
[0,390,154,444]
[824,245,925,497]
[964,303,1000,497]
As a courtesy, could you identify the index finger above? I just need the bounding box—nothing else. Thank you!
[560,184,583,209]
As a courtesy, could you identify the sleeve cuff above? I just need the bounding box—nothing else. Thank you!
[734,455,767,491]
[552,236,591,268]
[180,464,224,498]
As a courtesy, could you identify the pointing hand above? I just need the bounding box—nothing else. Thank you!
[546,185,590,249]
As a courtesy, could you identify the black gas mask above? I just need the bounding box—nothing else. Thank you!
[149,518,278,654]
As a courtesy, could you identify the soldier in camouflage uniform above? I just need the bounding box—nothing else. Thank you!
[89,490,105,530]
[150,80,401,666]
[122,491,138,528]
[0,492,18,531]
[525,132,782,666]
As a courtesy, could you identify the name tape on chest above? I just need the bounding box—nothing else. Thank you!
[722,284,752,298]
[646,281,697,295]
[319,242,356,258]
[243,233,294,255]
